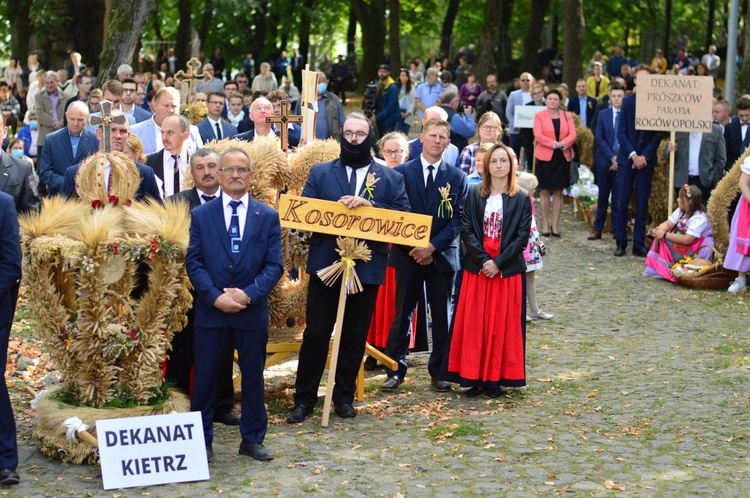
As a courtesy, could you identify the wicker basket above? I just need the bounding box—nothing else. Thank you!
[672,246,738,290]
[575,198,612,233]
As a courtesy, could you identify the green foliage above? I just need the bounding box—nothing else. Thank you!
[53,382,173,409]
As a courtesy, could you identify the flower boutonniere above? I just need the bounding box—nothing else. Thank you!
[361,172,380,200]
[438,183,453,218]
[587,101,593,110]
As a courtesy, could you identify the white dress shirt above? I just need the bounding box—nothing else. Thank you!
[197,188,221,204]
[162,150,188,197]
[345,164,369,195]
[207,116,224,140]
[222,191,249,239]
[688,131,702,176]
[419,155,440,185]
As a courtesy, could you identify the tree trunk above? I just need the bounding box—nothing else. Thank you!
[663,0,672,55]
[439,0,460,60]
[352,0,387,87]
[347,2,357,63]
[706,0,716,50]
[266,7,280,61]
[98,0,156,85]
[562,0,584,90]
[476,0,503,81]
[176,0,192,69]
[298,0,316,69]
[152,0,163,42]
[497,0,515,66]
[252,3,268,66]
[388,0,401,73]
[7,0,32,62]
[198,0,214,54]
[521,0,552,75]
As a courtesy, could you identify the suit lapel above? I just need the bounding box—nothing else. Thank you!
[210,199,233,260]
[333,160,349,196]
[0,153,12,193]
[428,161,448,213]
[238,198,260,259]
[411,160,429,211]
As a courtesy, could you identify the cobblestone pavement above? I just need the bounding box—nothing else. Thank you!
[6,202,750,497]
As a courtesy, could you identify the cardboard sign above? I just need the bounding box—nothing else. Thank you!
[97,412,209,490]
[278,194,433,248]
[514,105,545,129]
[635,75,714,132]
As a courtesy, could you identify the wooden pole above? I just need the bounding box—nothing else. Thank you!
[77,430,100,447]
[668,130,676,215]
[320,281,349,428]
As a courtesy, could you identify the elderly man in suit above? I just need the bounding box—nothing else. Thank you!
[0,191,22,486]
[665,124,727,202]
[35,71,67,159]
[186,147,283,462]
[39,101,98,196]
[197,91,237,144]
[589,82,625,241]
[382,118,468,392]
[0,114,39,213]
[234,97,299,148]
[286,113,410,424]
[145,114,192,198]
[130,87,202,155]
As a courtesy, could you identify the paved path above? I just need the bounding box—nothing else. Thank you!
[7,201,750,497]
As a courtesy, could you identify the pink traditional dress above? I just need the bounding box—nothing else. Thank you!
[724,161,750,273]
[643,208,714,282]
[524,196,543,271]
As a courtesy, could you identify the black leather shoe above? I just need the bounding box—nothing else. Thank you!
[632,247,648,257]
[205,446,213,463]
[239,441,274,461]
[286,403,314,424]
[0,468,20,486]
[363,356,380,371]
[381,376,403,391]
[214,409,241,426]
[431,377,451,392]
[334,402,357,418]
[613,246,626,257]
[587,230,602,240]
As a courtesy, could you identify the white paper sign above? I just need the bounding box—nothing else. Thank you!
[97,411,209,490]
[514,105,545,129]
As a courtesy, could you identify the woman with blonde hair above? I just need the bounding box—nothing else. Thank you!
[123,134,147,163]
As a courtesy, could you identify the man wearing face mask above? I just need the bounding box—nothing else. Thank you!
[17,111,40,163]
[286,113,410,424]
[0,114,39,213]
[306,73,345,141]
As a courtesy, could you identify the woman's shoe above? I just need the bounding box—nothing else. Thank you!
[551,232,561,237]
[464,386,483,398]
[532,310,554,320]
[541,231,551,237]
[728,277,747,293]
[484,388,504,398]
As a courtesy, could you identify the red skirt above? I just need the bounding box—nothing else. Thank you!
[446,237,525,384]
[367,266,421,350]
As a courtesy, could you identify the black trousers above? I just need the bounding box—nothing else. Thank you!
[294,275,379,407]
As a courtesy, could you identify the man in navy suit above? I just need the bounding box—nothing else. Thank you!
[39,101,98,195]
[286,113,410,424]
[0,192,22,486]
[724,97,750,172]
[589,82,625,240]
[186,148,283,462]
[197,92,237,144]
[234,97,300,149]
[60,110,161,201]
[120,78,152,124]
[614,65,663,257]
[382,118,468,392]
[568,79,597,129]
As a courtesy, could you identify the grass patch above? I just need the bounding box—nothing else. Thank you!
[427,421,485,440]
[53,382,172,409]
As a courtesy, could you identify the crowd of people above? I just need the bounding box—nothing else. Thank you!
[1,35,750,484]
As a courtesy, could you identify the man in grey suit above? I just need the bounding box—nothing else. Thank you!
[665,124,727,202]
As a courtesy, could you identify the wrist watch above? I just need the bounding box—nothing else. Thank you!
[246,295,252,305]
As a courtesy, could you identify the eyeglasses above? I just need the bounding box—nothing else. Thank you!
[382,149,403,156]
[480,125,498,131]
[208,100,224,105]
[343,131,368,140]
[220,166,251,174]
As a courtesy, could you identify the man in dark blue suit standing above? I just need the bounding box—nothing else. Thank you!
[0,191,22,486]
[614,65,663,257]
[186,148,283,462]
[382,118,468,392]
[568,79,597,129]
[723,97,750,172]
[286,113,410,423]
[589,82,625,240]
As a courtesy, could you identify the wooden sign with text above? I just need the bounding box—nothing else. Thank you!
[279,194,432,248]
[635,75,714,133]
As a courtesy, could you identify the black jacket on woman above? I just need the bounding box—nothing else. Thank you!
[460,184,531,278]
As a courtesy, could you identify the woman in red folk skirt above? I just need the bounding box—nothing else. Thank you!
[443,143,531,398]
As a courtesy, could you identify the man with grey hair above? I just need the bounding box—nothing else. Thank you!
[251,62,278,93]
[407,106,459,165]
[145,114,194,197]
[35,70,66,158]
[414,67,443,120]
[195,64,225,94]
[116,64,133,81]
[506,71,534,160]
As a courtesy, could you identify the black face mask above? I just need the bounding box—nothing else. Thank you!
[340,131,373,169]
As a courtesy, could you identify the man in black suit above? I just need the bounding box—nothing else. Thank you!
[568,79,597,129]
[724,97,750,172]
[291,48,305,89]
[145,114,191,198]
[382,118,469,392]
[167,148,239,426]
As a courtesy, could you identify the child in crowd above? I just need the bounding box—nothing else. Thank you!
[725,158,750,293]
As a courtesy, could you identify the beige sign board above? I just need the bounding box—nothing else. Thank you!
[278,194,433,248]
[635,75,714,132]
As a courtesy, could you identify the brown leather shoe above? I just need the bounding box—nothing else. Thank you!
[587,230,602,240]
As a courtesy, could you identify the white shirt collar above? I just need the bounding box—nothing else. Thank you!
[222,191,249,209]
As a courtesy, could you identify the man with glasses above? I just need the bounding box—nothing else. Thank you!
[506,72,534,161]
[287,113,410,424]
[120,78,152,123]
[187,148,283,462]
[235,97,298,148]
[198,91,237,144]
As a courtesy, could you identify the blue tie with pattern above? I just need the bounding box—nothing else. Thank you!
[228,200,242,260]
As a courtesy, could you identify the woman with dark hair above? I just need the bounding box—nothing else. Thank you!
[533,89,577,237]
[444,143,531,398]
[459,71,482,109]
[396,69,415,134]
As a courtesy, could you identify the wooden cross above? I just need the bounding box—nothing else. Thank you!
[174,57,211,97]
[89,101,127,153]
[265,100,303,151]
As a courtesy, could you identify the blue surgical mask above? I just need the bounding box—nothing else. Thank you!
[29,120,38,130]
[317,83,328,95]
[10,149,24,158]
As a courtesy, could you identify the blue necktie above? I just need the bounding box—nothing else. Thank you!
[613,111,620,155]
[228,200,242,260]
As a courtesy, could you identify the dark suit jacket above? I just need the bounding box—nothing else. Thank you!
[724,117,747,172]
[60,159,162,202]
[0,191,22,329]
[35,90,67,145]
[39,127,98,195]
[664,126,727,188]
[0,151,40,213]
[616,94,662,168]
[461,185,531,278]
[594,106,619,168]
[168,187,201,209]
[390,157,468,273]
[197,118,237,144]
[186,195,283,329]
[234,125,300,149]
[302,159,410,285]
[568,95,597,127]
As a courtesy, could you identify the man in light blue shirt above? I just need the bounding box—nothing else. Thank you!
[414,68,443,121]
